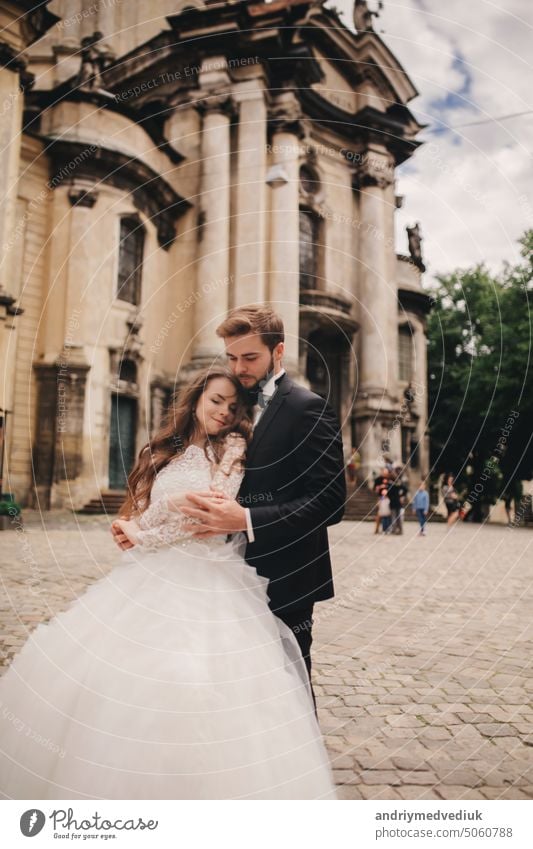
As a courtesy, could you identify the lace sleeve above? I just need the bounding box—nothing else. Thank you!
[136,495,197,550]
[210,433,246,500]
[137,495,170,530]
[132,435,246,550]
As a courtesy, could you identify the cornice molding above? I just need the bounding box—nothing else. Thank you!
[24,88,185,167]
[44,138,191,249]
[194,92,237,119]
[352,151,395,190]
[299,90,422,166]
[398,287,432,316]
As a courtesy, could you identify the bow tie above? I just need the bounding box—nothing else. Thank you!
[245,374,284,409]
[245,386,270,409]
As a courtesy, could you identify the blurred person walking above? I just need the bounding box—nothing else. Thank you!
[442,474,461,527]
[373,468,390,534]
[378,487,392,534]
[388,469,408,535]
[413,481,429,536]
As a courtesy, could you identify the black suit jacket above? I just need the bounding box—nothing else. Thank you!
[238,373,346,616]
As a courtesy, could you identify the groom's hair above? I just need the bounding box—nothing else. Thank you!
[216,304,284,351]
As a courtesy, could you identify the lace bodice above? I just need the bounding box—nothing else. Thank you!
[135,433,246,550]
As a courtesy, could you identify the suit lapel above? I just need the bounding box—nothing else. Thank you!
[246,374,292,465]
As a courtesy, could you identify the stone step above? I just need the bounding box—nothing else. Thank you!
[77,491,127,515]
[343,487,446,522]
[344,488,379,521]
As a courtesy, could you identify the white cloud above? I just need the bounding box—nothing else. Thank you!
[333,0,533,277]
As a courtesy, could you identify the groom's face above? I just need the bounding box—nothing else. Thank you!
[224,333,282,388]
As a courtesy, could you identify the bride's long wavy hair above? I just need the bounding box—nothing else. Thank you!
[120,366,252,518]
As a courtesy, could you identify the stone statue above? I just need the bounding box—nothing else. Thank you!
[403,382,415,410]
[354,0,382,33]
[406,222,424,268]
[77,32,114,91]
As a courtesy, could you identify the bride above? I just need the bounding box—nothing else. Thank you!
[0,366,336,800]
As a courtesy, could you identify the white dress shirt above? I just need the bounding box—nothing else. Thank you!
[252,367,286,426]
[244,368,286,543]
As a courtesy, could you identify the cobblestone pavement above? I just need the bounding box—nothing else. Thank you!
[1,512,532,800]
[317,520,533,800]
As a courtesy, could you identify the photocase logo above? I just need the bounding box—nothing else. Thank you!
[20,809,46,836]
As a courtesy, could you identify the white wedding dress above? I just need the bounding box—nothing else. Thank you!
[0,434,336,800]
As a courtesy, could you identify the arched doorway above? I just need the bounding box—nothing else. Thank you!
[108,357,139,491]
[299,292,358,441]
[305,328,344,417]
[108,394,137,490]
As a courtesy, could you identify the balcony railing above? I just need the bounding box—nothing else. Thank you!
[299,288,353,317]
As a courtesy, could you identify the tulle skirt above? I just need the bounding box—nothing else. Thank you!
[0,538,336,799]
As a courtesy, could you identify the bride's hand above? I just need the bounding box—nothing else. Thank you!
[111,518,134,550]
[111,518,140,548]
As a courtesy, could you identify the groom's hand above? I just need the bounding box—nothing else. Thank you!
[180,492,247,536]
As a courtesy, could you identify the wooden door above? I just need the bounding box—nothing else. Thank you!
[108,395,137,490]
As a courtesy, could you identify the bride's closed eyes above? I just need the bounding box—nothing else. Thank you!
[212,397,237,413]
[210,394,237,412]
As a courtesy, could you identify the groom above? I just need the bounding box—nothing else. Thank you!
[180,305,346,683]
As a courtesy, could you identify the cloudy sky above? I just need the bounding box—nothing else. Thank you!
[334,0,533,281]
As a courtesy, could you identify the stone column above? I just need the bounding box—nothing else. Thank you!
[65,182,100,329]
[32,357,90,509]
[96,0,116,39]
[0,48,31,492]
[39,180,99,355]
[0,2,58,499]
[150,382,168,435]
[354,148,397,402]
[0,70,23,297]
[267,94,304,372]
[232,81,268,306]
[32,181,96,507]
[189,91,235,366]
[352,148,400,485]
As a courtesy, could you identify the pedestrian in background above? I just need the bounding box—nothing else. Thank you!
[442,474,461,526]
[346,447,361,484]
[378,487,392,534]
[373,468,389,534]
[388,469,408,535]
[413,481,429,536]
[502,491,513,526]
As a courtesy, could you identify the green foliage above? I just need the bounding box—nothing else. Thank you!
[0,500,22,517]
[428,230,533,519]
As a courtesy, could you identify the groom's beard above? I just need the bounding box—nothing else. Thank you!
[240,354,275,392]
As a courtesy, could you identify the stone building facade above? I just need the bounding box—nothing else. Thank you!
[1,0,430,510]
[0,1,59,501]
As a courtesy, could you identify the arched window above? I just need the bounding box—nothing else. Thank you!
[398,325,413,382]
[119,358,137,384]
[117,216,144,305]
[300,164,320,196]
[299,209,319,290]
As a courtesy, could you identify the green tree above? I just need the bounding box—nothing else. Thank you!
[428,230,533,520]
